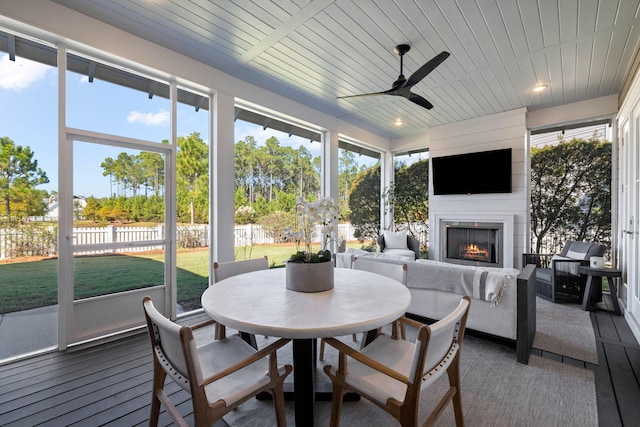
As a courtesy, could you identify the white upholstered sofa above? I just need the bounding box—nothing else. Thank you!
[336,252,537,364]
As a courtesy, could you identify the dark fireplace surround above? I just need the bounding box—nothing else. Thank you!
[440,221,504,268]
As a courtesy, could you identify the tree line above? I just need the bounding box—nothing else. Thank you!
[1,131,612,254]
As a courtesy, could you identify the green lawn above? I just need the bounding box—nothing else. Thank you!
[0,242,370,314]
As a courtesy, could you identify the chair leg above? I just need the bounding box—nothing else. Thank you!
[271,385,288,427]
[329,382,345,427]
[448,360,464,427]
[391,320,406,340]
[149,364,166,426]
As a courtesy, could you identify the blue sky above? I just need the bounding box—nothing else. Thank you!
[0,52,346,199]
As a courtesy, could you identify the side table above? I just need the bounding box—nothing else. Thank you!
[578,266,622,315]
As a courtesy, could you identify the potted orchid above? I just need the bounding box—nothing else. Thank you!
[283,196,340,292]
[284,196,340,263]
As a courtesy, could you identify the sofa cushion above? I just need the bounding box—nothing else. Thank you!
[380,248,415,260]
[536,267,552,284]
[383,230,408,249]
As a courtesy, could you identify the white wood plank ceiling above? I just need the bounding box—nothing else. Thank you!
[50,0,640,139]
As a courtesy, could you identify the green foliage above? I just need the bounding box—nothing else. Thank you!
[338,150,361,218]
[531,137,611,252]
[348,163,381,242]
[258,210,293,243]
[110,203,129,222]
[82,197,99,221]
[97,205,112,221]
[234,205,257,224]
[11,186,48,219]
[0,137,49,220]
[393,159,429,224]
[233,134,321,211]
[177,132,209,224]
[82,130,355,228]
[389,159,429,247]
[252,194,271,217]
[234,186,249,208]
[274,190,297,212]
[100,146,167,198]
[3,223,57,258]
[287,249,331,263]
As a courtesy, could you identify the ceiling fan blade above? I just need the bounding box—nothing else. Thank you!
[405,51,450,88]
[407,92,434,110]
[336,91,386,99]
[336,87,396,100]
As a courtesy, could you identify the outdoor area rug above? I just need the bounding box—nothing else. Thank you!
[223,328,597,426]
[533,296,599,364]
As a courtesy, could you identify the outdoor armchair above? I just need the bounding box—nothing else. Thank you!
[523,240,607,303]
[377,231,420,260]
[323,296,471,427]
[142,296,292,427]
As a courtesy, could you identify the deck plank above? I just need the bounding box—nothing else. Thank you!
[592,339,622,427]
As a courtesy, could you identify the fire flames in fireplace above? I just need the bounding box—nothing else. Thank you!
[445,224,500,265]
[461,243,490,262]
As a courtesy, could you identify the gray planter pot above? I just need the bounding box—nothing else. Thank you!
[285,260,334,292]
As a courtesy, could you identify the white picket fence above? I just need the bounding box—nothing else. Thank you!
[0,223,357,259]
[233,223,356,246]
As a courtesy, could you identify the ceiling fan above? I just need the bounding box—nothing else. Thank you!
[337,44,450,110]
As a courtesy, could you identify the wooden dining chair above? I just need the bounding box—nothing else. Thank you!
[142,296,292,427]
[323,296,471,427]
[318,258,408,361]
[213,256,269,283]
[212,256,269,346]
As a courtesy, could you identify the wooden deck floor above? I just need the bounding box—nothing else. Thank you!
[591,309,640,427]
[1,309,639,426]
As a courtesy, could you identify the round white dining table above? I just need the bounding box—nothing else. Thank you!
[201,267,411,427]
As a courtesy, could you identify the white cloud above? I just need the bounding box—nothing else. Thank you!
[126,109,170,126]
[0,54,50,91]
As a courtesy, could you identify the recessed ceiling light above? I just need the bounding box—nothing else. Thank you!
[394,118,403,126]
[533,84,548,92]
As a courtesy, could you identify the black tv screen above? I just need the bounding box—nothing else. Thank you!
[431,148,512,195]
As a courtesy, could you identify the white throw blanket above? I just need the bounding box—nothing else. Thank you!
[409,261,515,306]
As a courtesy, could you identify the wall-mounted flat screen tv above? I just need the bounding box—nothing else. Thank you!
[431,148,512,195]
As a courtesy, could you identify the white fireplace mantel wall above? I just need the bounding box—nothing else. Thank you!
[428,109,528,269]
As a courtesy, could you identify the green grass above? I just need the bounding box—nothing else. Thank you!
[0,242,371,313]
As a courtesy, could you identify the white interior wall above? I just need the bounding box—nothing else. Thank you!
[427,108,528,269]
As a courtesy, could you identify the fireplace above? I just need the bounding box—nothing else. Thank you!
[441,221,503,267]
